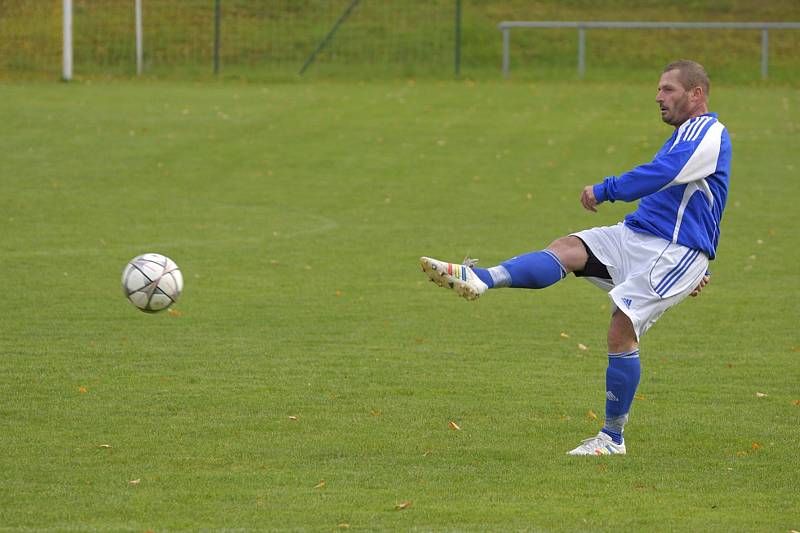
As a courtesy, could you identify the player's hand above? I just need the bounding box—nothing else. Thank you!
[690,274,710,297]
[580,186,598,212]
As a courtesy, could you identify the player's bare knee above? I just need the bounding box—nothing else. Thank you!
[546,236,587,273]
[607,311,638,353]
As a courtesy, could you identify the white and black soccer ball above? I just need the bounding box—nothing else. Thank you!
[122,253,183,313]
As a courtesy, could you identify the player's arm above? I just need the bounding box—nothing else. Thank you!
[592,122,724,205]
[591,144,695,204]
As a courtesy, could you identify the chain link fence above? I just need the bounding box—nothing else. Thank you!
[1,0,458,80]
[2,0,799,81]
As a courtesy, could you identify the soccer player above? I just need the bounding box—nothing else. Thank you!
[420,60,731,456]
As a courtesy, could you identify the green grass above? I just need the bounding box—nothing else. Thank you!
[1,78,799,531]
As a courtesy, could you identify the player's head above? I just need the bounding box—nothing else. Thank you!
[656,60,710,127]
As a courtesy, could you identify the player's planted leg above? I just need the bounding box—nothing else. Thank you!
[568,311,641,456]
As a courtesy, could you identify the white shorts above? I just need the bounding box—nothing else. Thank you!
[571,223,709,340]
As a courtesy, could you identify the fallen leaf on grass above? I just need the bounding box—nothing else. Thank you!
[559,332,570,339]
[577,343,588,351]
[288,416,298,421]
[448,421,461,431]
[79,387,88,394]
[129,479,140,485]
[755,392,768,397]
[792,400,800,406]
[634,394,647,401]
[370,409,382,417]
[587,410,598,420]
[314,480,326,489]
[98,444,112,449]
[751,442,762,450]
[338,524,350,529]
[167,308,183,317]
[395,500,412,511]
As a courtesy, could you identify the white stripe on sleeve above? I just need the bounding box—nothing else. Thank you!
[669,121,724,186]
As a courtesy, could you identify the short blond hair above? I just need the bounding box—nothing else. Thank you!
[663,60,710,96]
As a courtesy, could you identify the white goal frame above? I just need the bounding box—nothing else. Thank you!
[62,0,144,80]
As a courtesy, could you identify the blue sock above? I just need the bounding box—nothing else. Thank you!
[500,250,566,289]
[472,267,495,288]
[473,250,565,289]
[472,250,566,290]
[601,349,641,444]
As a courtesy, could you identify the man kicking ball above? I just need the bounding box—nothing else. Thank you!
[420,60,731,456]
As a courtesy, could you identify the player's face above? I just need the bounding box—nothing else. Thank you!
[656,69,691,127]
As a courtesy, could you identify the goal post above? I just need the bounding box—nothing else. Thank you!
[62,0,145,79]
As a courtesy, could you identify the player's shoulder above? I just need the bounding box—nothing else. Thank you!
[671,113,725,150]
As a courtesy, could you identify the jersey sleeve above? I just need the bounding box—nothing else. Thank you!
[593,119,723,204]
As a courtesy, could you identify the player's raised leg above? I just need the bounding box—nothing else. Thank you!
[420,236,587,300]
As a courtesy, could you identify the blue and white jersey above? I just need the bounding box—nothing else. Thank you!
[592,112,731,259]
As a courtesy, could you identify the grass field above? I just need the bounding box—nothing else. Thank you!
[1,78,799,531]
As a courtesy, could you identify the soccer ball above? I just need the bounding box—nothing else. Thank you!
[122,253,183,313]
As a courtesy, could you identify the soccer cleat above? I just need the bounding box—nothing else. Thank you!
[566,431,627,456]
[420,256,488,301]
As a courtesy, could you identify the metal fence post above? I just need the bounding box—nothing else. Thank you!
[578,26,585,78]
[502,28,510,78]
[214,0,221,74]
[62,0,72,80]
[761,28,768,79]
[135,0,143,75]
[454,0,462,76]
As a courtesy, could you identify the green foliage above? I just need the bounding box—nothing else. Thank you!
[0,79,798,530]
[1,0,799,81]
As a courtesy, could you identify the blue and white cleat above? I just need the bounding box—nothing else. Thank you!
[567,431,627,456]
[420,256,488,301]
